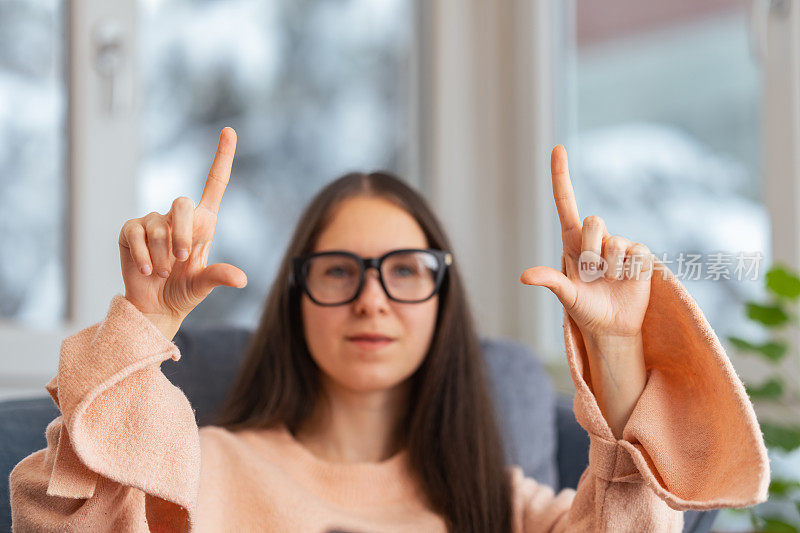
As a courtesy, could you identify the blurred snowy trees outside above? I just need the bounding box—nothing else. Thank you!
[0,0,66,327]
[570,8,768,345]
[137,0,412,329]
[573,123,770,345]
[0,0,412,328]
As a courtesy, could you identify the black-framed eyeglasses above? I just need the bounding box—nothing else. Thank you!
[290,248,453,306]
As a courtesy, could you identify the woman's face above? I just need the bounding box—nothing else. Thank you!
[301,196,439,393]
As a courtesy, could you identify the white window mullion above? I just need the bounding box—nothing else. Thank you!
[762,0,800,268]
[68,0,139,325]
[418,0,564,365]
[760,0,800,387]
[513,0,564,367]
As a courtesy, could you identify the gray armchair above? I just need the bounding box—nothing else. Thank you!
[0,325,717,531]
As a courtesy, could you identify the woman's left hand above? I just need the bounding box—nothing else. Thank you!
[520,145,655,343]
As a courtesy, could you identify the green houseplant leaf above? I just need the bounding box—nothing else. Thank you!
[766,266,800,300]
[769,478,800,497]
[747,302,790,328]
[746,378,784,400]
[761,422,800,453]
[728,336,789,362]
[760,516,799,533]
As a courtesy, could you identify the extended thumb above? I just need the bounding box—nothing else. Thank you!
[519,265,576,309]
[196,263,248,295]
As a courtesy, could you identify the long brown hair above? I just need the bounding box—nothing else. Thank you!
[215,171,512,532]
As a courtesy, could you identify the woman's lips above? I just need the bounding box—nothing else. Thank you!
[347,337,395,350]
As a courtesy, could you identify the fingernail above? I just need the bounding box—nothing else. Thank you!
[141,264,152,276]
[159,270,170,278]
[177,249,188,261]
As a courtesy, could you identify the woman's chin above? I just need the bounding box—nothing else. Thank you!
[333,366,407,393]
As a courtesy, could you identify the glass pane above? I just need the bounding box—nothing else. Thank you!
[0,0,67,327]
[139,0,413,327]
[565,0,768,346]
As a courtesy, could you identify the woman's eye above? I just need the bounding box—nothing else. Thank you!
[393,265,418,277]
[325,266,354,278]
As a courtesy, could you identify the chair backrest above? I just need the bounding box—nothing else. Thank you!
[0,325,559,528]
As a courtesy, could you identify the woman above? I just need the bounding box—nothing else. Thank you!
[10,128,769,531]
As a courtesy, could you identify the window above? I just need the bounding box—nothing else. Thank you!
[138,0,415,328]
[0,0,415,399]
[562,0,769,348]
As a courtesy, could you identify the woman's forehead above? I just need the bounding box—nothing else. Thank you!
[314,197,428,253]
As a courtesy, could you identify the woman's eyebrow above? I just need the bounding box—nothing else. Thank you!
[313,247,428,257]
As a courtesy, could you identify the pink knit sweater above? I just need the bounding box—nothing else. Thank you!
[9,261,770,532]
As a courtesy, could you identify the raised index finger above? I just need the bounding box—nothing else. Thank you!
[199,127,237,215]
[551,145,581,243]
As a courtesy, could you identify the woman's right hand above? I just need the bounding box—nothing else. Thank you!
[118,127,248,337]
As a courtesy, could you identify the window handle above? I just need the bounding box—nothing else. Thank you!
[748,0,792,64]
[92,19,126,116]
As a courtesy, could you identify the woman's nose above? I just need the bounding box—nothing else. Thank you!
[353,269,390,314]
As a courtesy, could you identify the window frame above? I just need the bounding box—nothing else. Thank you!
[762,0,800,271]
[761,0,800,375]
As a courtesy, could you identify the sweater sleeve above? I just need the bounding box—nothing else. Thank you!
[9,294,201,532]
[511,254,771,532]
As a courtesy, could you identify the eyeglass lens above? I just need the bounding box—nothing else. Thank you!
[305,251,439,304]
